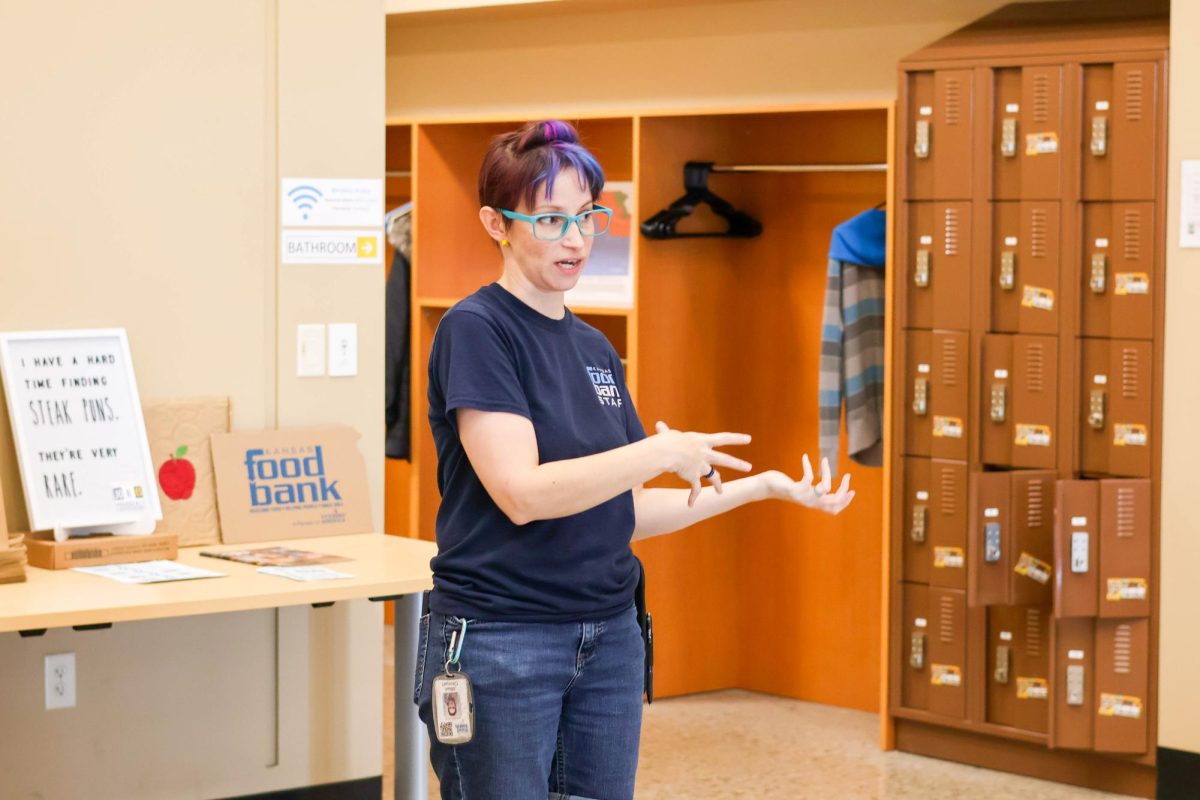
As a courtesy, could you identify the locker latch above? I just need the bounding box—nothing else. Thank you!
[1071,531,1089,574]
[1090,115,1108,156]
[911,504,928,544]
[914,119,931,159]
[913,377,929,416]
[1088,389,1106,430]
[994,645,1011,685]
[1089,253,1107,294]
[910,631,926,670]
[999,251,1016,290]
[989,384,1007,423]
[1000,117,1018,158]
[914,249,931,288]
[1066,664,1085,706]
[984,522,1002,563]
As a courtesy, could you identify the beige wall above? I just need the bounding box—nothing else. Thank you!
[0,1,386,796]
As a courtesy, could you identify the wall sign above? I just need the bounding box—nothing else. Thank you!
[0,329,162,539]
[281,178,383,228]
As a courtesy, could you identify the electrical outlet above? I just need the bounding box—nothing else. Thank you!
[45,652,76,710]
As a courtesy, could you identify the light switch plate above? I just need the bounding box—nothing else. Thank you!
[297,324,326,377]
[328,323,358,377]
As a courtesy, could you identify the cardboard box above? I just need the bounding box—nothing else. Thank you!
[211,426,372,544]
[142,396,231,547]
[26,530,178,570]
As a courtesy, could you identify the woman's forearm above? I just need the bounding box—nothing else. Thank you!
[632,475,770,540]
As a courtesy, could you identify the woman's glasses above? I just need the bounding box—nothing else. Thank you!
[499,205,612,241]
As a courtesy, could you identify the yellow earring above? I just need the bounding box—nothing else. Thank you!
[500,239,509,247]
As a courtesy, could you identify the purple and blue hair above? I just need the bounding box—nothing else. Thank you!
[478,120,606,216]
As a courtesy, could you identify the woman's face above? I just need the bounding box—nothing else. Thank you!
[504,167,596,295]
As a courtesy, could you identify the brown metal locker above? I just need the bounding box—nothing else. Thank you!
[981,334,1013,466]
[1010,335,1057,470]
[992,69,1024,201]
[989,203,1061,336]
[990,202,1022,333]
[902,458,933,585]
[931,331,970,461]
[1081,203,1155,339]
[928,587,968,719]
[1010,471,1056,606]
[904,330,933,457]
[1099,480,1152,619]
[992,66,1064,200]
[1079,338,1152,478]
[986,605,1023,728]
[1053,617,1096,750]
[929,459,968,591]
[1013,605,1051,733]
[1082,62,1159,201]
[1054,480,1100,618]
[1094,618,1150,754]
[902,583,931,712]
[906,203,972,331]
[907,70,974,200]
[969,472,1012,607]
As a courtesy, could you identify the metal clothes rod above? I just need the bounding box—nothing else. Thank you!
[710,163,888,173]
[386,170,412,177]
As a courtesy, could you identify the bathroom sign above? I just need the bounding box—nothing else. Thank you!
[282,230,383,265]
[281,178,383,228]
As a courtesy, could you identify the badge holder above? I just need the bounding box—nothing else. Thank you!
[431,619,475,745]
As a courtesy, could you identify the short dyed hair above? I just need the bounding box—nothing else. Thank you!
[478,120,605,222]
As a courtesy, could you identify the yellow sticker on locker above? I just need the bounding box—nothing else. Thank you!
[1014,552,1052,585]
[1113,423,1148,446]
[1014,423,1052,447]
[1020,285,1056,311]
[930,664,962,687]
[933,546,965,569]
[1025,131,1059,155]
[1106,577,1149,601]
[1114,272,1150,295]
[1017,677,1049,700]
[1099,693,1143,719]
[932,416,964,439]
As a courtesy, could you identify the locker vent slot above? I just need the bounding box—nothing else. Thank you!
[944,207,960,256]
[941,337,960,386]
[1031,208,1048,258]
[1121,348,1140,399]
[944,77,962,125]
[939,595,955,644]
[1026,480,1045,529]
[1116,487,1137,538]
[1113,624,1133,674]
[1025,343,1045,393]
[1123,209,1142,262]
[939,468,959,516]
[1033,73,1050,123]
[1125,70,1144,122]
[1025,608,1042,658]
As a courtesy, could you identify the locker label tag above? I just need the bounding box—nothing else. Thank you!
[1114,272,1150,295]
[1098,693,1142,719]
[1014,552,1052,584]
[932,415,964,439]
[1016,677,1049,700]
[933,546,965,569]
[1113,424,1148,447]
[1020,286,1055,311]
[1025,131,1059,155]
[930,664,962,687]
[1106,577,1148,602]
[1014,423,1052,447]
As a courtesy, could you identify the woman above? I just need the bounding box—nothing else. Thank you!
[415,119,855,799]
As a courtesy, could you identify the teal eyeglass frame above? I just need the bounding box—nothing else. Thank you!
[499,204,613,241]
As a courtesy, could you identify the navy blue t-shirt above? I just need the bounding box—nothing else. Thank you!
[427,282,646,622]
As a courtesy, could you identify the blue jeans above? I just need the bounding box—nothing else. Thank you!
[413,605,644,800]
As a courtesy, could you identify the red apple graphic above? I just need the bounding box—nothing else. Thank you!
[159,445,197,501]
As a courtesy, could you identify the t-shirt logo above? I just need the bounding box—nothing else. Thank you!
[586,366,623,408]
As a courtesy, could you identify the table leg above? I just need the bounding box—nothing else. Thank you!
[394,593,429,800]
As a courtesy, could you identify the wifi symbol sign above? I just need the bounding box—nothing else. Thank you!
[287,184,324,220]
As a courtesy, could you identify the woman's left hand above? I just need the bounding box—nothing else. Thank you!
[760,454,855,515]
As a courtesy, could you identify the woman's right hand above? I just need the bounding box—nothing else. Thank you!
[653,420,752,506]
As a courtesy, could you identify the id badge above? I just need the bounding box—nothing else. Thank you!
[431,671,475,745]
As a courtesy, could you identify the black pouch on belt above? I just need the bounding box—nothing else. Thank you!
[633,557,653,704]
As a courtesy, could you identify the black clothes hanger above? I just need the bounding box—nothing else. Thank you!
[872,200,887,210]
[640,162,763,240]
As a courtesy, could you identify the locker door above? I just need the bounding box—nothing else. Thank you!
[969,471,1012,607]
[1011,471,1056,606]
[1019,65,1064,199]
[1013,605,1051,734]
[931,331,969,461]
[902,582,931,711]
[986,605,1023,728]
[929,460,968,591]
[929,587,968,719]
[904,330,933,457]
[902,458,933,585]
[1081,203,1155,339]
[907,69,974,200]
[990,203,1021,332]
[1099,479,1152,619]
[1015,203,1060,336]
[1054,480,1100,618]
[981,334,1013,466]
[907,71,937,199]
[1080,339,1152,477]
[1010,335,1057,470]
[992,68,1023,200]
[906,202,935,329]
[1082,62,1159,201]
[1095,618,1150,754]
[934,204,972,331]
[1053,617,1096,750]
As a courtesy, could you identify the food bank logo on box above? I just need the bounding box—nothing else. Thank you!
[244,447,341,507]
